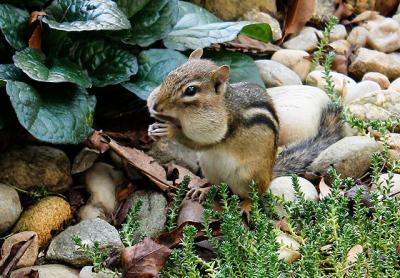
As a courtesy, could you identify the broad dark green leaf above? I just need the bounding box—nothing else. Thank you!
[0,4,28,49]
[173,1,221,30]
[121,0,179,47]
[205,51,265,88]
[115,0,150,18]
[13,48,91,87]
[240,23,273,43]
[122,49,187,100]
[0,0,48,8]
[42,0,131,31]
[68,40,138,87]
[0,64,23,83]
[0,89,13,129]
[6,81,96,144]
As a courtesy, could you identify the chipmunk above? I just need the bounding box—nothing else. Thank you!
[147,48,345,202]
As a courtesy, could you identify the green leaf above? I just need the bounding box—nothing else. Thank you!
[0,4,28,49]
[173,1,221,30]
[68,40,138,87]
[115,0,150,18]
[13,48,91,88]
[42,0,131,31]
[6,81,96,144]
[0,64,23,83]
[164,21,250,51]
[122,49,187,100]
[205,51,264,88]
[240,23,273,43]
[121,0,179,47]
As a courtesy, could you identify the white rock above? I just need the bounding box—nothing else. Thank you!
[0,183,22,233]
[309,136,382,179]
[276,232,301,263]
[349,48,400,80]
[329,39,351,55]
[388,77,400,93]
[347,90,400,121]
[394,14,400,25]
[372,174,400,198]
[347,26,368,48]
[329,24,347,42]
[11,264,79,278]
[79,162,125,221]
[269,176,318,202]
[271,50,312,81]
[283,27,321,52]
[306,70,356,96]
[362,72,390,89]
[343,81,381,104]
[243,10,282,41]
[255,60,302,87]
[268,85,330,146]
[366,18,400,53]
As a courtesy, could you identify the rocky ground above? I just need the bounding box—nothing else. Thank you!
[1,1,400,277]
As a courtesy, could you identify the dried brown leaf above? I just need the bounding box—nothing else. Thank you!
[28,12,46,50]
[166,163,208,189]
[122,238,171,278]
[318,177,332,200]
[0,235,35,278]
[283,0,315,39]
[176,199,204,227]
[104,134,173,192]
[222,34,281,54]
[346,244,363,264]
[10,269,39,278]
[87,130,110,153]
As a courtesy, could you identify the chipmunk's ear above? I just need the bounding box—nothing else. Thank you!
[212,65,230,84]
[188,48,203,60]
[212,65,230,93]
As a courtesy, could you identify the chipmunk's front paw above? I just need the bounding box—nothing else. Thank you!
[148,122,177,140]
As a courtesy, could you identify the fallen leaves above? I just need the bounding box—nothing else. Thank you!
[283,0,315,39]
[28,11,46,50]
[122,238,171,278]
[346,244,363,264]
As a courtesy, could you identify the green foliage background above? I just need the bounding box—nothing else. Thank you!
[0,0,271,144]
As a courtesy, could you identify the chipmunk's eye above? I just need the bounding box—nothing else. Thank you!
[183,86,198,97]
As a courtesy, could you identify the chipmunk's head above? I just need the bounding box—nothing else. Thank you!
[147,48,230,144]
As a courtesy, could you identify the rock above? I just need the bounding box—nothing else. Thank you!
[243,10,282,41]
[147,139,199,174]
[11,264,79,278]
[388,133,400,149]
[191,0,277,20]
[306,70,356,96]
[342,81,381,104]
[126,190,168,242]
[13,196,72,246]
[255,60,302,87]
[312,0,336,23]
[79,162,125,221]
[46,218,123,267]
[0,231,39,269]
[0,183,22,233]
[388,77,400,93]
[347,26,368,48]
[362,72,390,89]
[276,232,301,263]
[309,136,381,179]
[329,39,351,55]
[347,90,400,122]
[271,50,312,81]
[349,48,400,80]
[394,14,400,25]
[80,266,115,278]
[0,146,72,192]
[71,147,99,174]
[268,85,330,146]
[269,176,318,202]
[329,24,347,42]
[372,174,400,197]
[283,27,321,52]
[366,18,400,53]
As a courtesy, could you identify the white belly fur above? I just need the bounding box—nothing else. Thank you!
[198,147,250,198]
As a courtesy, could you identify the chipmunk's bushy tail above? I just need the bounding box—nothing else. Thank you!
[273,104,345,177]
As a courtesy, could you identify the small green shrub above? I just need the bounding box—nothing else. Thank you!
[119,198,144,247]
